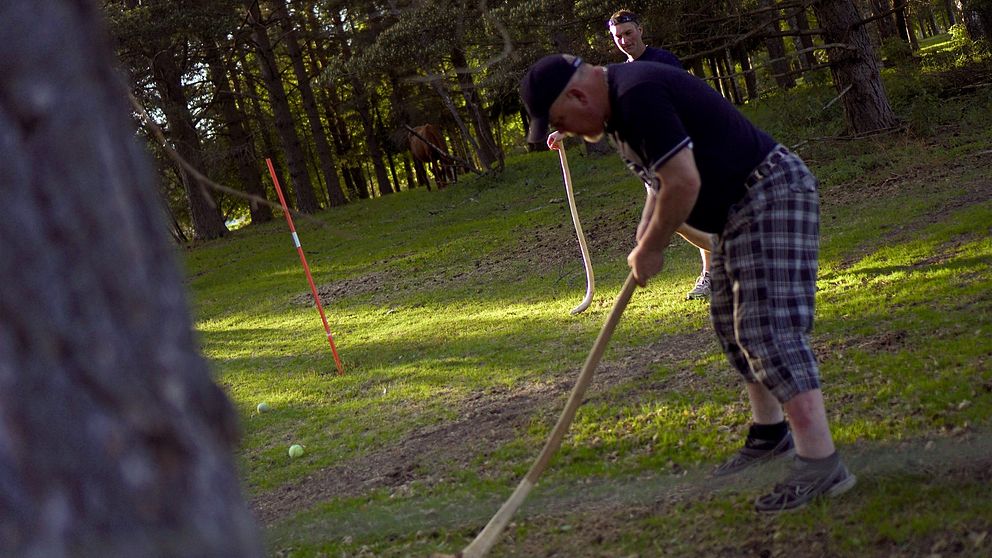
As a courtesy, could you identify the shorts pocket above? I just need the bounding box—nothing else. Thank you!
[788,167,818,193]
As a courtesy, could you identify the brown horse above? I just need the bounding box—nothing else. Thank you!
[409,124,455,189]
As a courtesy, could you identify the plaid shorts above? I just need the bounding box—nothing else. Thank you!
[710,145,821,402]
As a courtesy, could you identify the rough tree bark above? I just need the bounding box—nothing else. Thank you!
[813,0,900,133]
[0,1,262,556]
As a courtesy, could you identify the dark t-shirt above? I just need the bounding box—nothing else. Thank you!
[604,62,776,233]
[634,46,683,69]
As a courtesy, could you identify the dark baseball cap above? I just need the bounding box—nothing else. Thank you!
[520,54,583,144]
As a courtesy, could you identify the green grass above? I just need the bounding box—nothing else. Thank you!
[187,67,992,557]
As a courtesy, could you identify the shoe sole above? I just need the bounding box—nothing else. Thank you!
[826,472,857,498]
[711,446,795,478]
[755,472,858,514]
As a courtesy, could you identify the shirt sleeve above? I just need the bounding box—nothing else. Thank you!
[619,83,692,174]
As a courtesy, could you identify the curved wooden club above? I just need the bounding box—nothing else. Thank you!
[434,273,638,558]
[558,147,595,315]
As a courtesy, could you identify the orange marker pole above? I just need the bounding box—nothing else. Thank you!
[266,158,344,375]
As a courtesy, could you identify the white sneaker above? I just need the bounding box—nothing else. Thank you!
[686,271,711,300]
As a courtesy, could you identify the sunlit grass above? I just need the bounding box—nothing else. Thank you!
[186,81,992,556]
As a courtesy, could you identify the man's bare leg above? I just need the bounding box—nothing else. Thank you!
[782,389,836,459]
[746,382,835,457]
[677,224,713,299]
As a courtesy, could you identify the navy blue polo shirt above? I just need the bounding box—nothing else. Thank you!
[604,62,776,234]
[634,46,683,69]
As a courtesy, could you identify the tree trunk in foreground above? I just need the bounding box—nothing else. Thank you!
[0,2,262,556]
[813,0,901,134]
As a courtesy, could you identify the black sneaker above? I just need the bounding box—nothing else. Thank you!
[712,430,795,477]
[754,455,857,513]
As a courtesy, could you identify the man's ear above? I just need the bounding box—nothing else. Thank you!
[567,87,588,105]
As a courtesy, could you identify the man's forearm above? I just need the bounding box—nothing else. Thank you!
[639,147,701,252]
[636,190,655,241]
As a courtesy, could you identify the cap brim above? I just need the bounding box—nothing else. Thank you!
[526,116,549,144]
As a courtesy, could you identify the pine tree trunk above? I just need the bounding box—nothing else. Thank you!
[234,68,288,199]
[205,43,273,225]
[813,0,901,134]
[944,0,958,25]
[759,0,797,89]
[688,57,707,79]
[896,4,921,48]
[733,44,759,101]
[301,5,363,200]
[707,57,727,99]
[402,154,416,190]
[431,78,482,172]
[869,0,901,40]
[151,51,229,240]
[792,7,820,68]
[907,7,922,48]
[352,89,393,197]
[350,167,370,198]
[720,50,743,105]
[450,47,500,171]
[271,0,347,207]
[246,0,319,213]
[0,2,261,555]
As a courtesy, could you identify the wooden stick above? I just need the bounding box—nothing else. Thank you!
[558,147,595,315]
[437,273,638,558]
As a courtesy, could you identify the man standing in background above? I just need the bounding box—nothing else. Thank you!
[608,9,682,68]
[551,9,714,300]
[613,9,712,301]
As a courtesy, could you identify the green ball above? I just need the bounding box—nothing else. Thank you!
[256,402,271,413]
[288,444,304,458]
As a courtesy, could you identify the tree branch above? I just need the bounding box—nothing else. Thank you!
[128,92,327,230]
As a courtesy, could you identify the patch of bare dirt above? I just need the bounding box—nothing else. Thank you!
[813,330,910,363]
[250,329,716,526]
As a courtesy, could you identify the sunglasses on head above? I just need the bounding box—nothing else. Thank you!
[608,14,638,27]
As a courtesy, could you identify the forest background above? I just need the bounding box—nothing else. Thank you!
[2,0,991,557]
[106,0,992,241]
